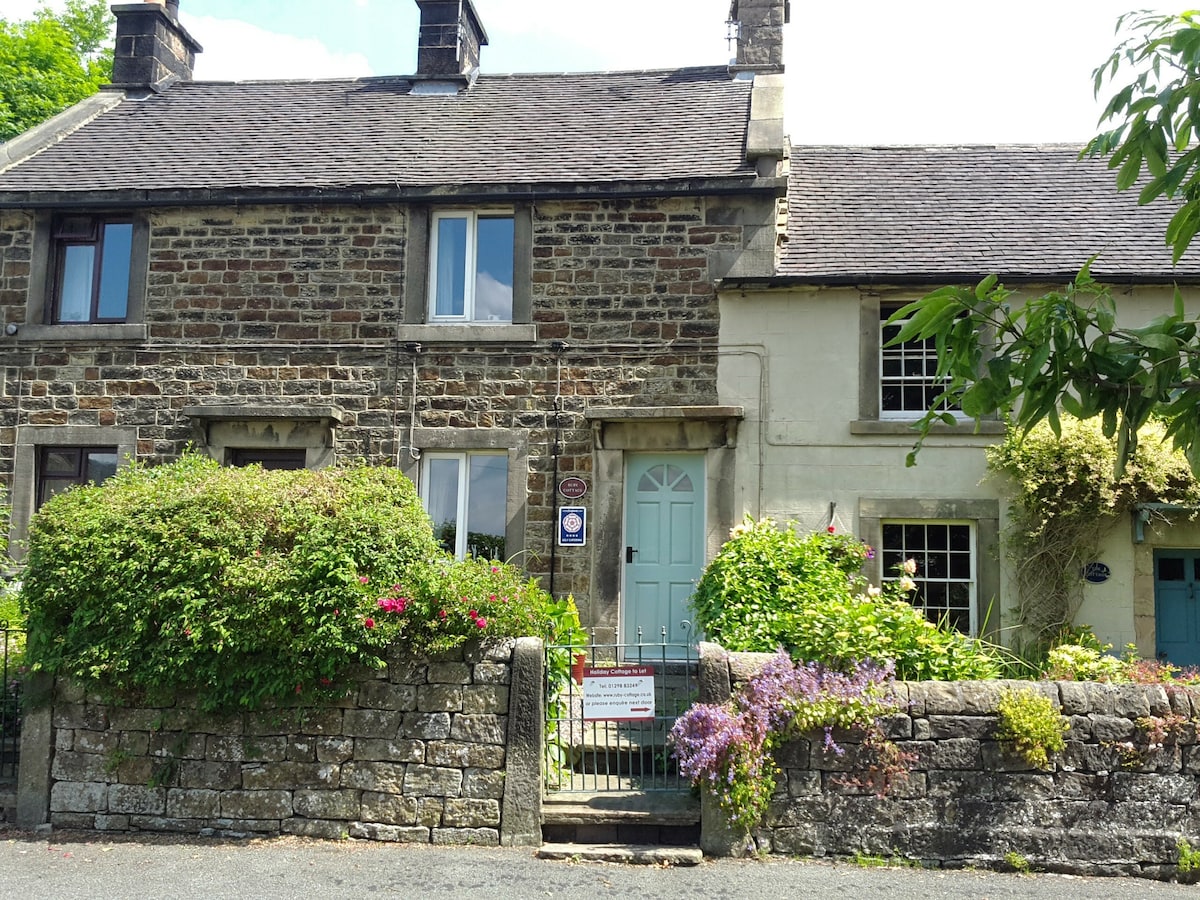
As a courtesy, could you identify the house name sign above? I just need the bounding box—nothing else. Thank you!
[559,477,588,499]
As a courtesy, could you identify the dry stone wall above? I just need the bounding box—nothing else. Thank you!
[42,641,522,844]
[714,649,1200,879]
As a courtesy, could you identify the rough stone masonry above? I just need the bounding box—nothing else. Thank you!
[24,638,543,847]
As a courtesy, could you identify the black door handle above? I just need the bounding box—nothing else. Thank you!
[625,546,638,564]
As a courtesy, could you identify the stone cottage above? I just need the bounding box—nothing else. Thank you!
[0,0,789,646]
[717,144,1200,659]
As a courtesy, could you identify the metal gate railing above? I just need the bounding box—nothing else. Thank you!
[0,621,25,781]
[545,629,697,793]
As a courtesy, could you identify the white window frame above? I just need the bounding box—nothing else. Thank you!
[428,209,514,324]
[881,519,978,635]
[420,450,509,559]
[879,304,963,420]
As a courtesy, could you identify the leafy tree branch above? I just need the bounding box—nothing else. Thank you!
[0,0,113,142]
[1085,10,1200,263]
[895,12,1200,477]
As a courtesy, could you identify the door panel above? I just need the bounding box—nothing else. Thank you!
[1155,551,1200,667]
[624,453,704,649]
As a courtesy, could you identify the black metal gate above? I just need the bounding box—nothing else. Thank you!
[545,629,697,793]
[0,621,24,781]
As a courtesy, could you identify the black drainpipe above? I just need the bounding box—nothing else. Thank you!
[548,340,569,597]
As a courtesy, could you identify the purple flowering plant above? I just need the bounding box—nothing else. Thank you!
[670,650,909,829]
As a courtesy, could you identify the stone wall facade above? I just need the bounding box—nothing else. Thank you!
[26,639,542,845]
[0,194,754,628]
[704,648,1200,879]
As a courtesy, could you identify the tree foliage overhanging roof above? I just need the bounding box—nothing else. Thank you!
[0,0,113,142]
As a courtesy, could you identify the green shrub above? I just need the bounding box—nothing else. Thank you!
[788,592,1000,681]
[21,454,578,712]
[363,555,578,653]
[995,687,1068,768]
[1043,642,1127,682]
[690,518,1000,681]
[689,519,871,651]
[1177,837,1200,876]
[0,581,21,629]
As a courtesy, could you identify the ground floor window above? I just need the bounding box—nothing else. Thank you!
[421,451,508,560]
[881,520,976,634]
[37,446,118,507]
[230,448,308,470]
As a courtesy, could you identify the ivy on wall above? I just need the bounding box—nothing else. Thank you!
[987,416,1200,644]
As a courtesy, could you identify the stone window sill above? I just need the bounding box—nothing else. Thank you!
[14,323,148,342]
[396,324,537,344]
[850,419,1007,436]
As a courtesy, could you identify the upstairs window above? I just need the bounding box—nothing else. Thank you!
[429,211,514,323]
[421,451,508,560]
[37,446,118,507]
[880,304,958,418]
[52,216,134,324]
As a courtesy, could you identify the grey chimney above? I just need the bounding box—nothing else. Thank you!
[728,0,789,73]
[413,0,488,81]
[109,0,203,90]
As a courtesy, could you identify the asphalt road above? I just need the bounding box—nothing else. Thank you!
[0,829,1195,899]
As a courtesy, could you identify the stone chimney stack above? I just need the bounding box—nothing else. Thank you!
[413,0,488,81]
[109,0,203,90]
[728,0,789,73]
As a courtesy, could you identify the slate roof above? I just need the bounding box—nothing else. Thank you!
[0,67,756,202]
[780,145,1200,283]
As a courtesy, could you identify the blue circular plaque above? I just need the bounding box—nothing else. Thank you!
[1082,562,1110,584]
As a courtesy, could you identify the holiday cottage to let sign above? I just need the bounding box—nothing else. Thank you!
[582,666,656,721]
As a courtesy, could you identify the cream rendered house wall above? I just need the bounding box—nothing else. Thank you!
[718,282,1200,653]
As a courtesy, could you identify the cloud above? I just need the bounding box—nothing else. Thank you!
[475,272,513,322]
[477,0,731,72]
[183,15,372,81]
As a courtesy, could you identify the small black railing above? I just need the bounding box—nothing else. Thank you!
[545,626,697,793]
[0,621,25,781]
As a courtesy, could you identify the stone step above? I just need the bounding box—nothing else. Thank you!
[542,790,699,825]
[542,790,701,845]
[538,842,703,867]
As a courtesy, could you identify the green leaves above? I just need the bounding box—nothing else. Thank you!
[995,688,1068,769]
[1085,11,1200,262]
[0,0,113,141]
[690,519,1000,681]
[987,415,1200,642]
[897,266,1200,478]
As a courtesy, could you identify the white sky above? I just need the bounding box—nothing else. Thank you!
[4,0,1176,145]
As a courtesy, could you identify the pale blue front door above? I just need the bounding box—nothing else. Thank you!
[623,453,705,648]
[1155,551,1200,666]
